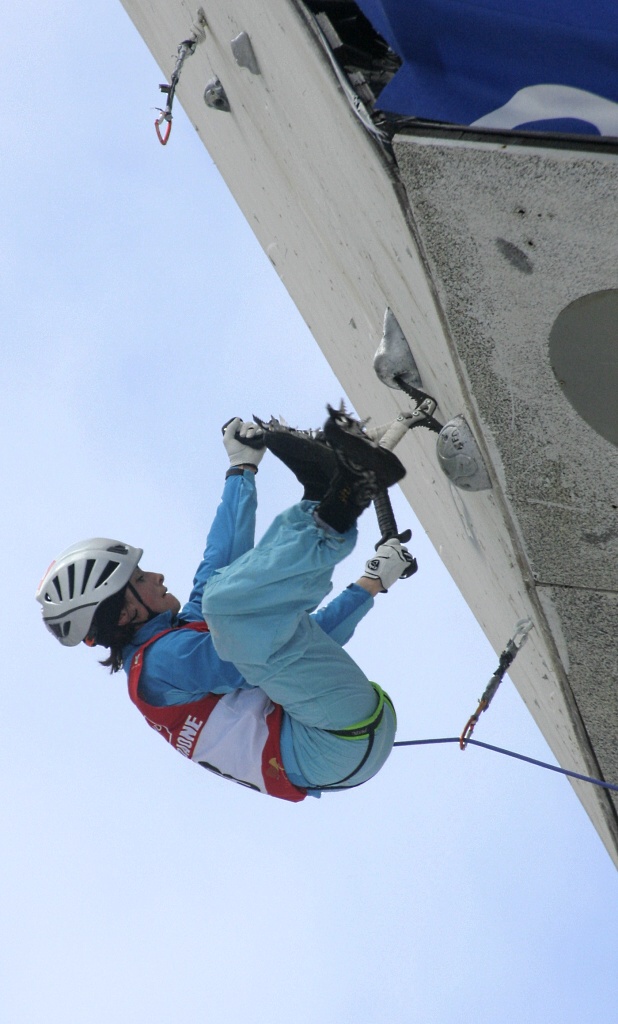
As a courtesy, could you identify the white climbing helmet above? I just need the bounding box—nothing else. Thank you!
[36,538,143,647]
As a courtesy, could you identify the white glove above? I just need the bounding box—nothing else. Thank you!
[363,538,415,592]
[222,417,266,469]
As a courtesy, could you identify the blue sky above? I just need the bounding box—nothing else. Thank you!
[3,3,618,1022]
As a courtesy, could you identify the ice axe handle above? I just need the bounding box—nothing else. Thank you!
[373,415,418,577]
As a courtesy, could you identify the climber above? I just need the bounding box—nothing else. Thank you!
[36,405,414,801]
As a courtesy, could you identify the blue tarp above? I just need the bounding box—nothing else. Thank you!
[356,0,618,135]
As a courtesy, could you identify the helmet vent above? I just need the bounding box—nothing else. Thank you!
[107,544,130,555]
[81,558,96,594]
[95,560,120,589]
[37,539,142,646]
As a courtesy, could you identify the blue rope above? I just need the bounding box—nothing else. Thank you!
[393,737,618,794]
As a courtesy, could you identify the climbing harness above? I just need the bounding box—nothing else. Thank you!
[460,618,534,748]
[154,11,207,144]
[316,683,396,790]
[327,682,394,740]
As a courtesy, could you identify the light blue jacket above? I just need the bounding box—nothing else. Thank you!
[122,471,373,709]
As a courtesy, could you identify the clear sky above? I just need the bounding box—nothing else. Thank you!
[3,3,618,1022]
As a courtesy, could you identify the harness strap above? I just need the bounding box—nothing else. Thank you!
[326,683,395,740]
[316,684,395,791]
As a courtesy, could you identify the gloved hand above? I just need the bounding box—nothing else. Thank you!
[222,417,266,469]
[363,537,416,592]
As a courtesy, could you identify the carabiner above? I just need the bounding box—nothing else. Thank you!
[459,699,488,749]
[155,111,172,145]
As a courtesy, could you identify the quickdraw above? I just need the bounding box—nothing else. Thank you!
[155,38,197,144]
[154,11,207,145]
[460,618,534,749]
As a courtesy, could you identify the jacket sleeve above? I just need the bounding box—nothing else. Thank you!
[180,471,257,621]
[311,583,374,647]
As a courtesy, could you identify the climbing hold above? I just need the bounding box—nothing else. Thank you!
[373,308,423,391]
[231,32,260,75]
[436,416,492,492]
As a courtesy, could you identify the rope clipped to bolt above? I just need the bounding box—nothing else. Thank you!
[460,618,534,749]
[393,617,618,794]
[155,39,197,144]
[155,12,207,144]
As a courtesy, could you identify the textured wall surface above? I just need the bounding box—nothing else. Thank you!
[395,134,618,816]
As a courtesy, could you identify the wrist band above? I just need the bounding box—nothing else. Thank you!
[225,465,257,478]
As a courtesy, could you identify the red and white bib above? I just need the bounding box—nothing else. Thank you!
[127,623,306,802]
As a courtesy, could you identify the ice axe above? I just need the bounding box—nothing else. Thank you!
[373,309,492,492]
[365,413,418,577]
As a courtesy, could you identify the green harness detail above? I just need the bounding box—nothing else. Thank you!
[314,683,396,790]
[327,682,396,740]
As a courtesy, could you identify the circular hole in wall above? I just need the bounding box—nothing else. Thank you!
[549,289,618,447]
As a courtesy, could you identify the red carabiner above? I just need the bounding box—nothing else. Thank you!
[459,699,488,750]
[155,113,172,145]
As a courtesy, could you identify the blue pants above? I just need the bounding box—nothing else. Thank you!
[201,502,396,789]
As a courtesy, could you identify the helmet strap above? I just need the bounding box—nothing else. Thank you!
[127,582,157,621]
